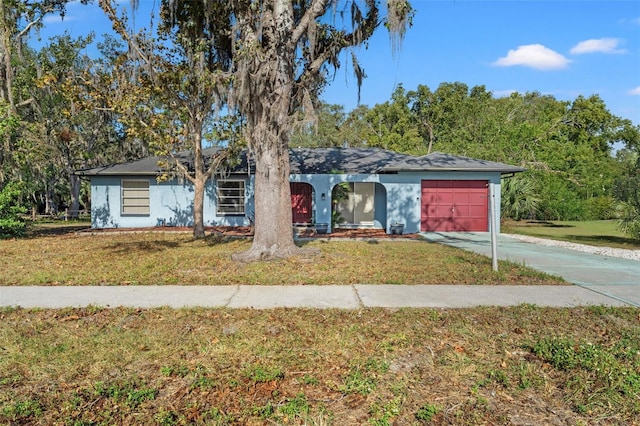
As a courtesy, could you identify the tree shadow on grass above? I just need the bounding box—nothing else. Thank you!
[569,235,640,249]
[204,234,254,247]
[525,220,573,228]
[103,240,181,254]
[26,224,91,238]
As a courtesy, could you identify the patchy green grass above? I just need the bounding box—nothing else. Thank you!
[0,228,565,285]
[502,219,640,250]
[0,306,637,424]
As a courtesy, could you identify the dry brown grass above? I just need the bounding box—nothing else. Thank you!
[1,306,638,425]
[0,230,564,286]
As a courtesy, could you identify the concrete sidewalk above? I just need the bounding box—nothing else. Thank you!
[421,232,640,307]
[0,284,631,309]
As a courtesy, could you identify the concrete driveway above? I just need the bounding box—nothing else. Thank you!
[421,232,640,307]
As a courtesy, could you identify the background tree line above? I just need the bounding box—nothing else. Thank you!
[1,1,638,239]
[1,0,145,236]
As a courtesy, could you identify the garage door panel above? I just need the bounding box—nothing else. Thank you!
[454,205,470,217]
[421,180,489,232]
[468,219,486,230]
[468,181,487,189]
[452,192,469,204]
[436,206,452,217]
[438,193,454,203]
[469,205,487,216]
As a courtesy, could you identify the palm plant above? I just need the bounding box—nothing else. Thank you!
[501,175,541,221]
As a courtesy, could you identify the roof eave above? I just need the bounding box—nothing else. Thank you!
[75,171,161,177]
[380,167,527,173]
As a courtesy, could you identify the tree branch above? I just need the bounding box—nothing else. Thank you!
[170,155,196,184]
[295,3,381,89]
[15,97,34,108]
[16,15,44,40]
[98,0,154,71]
[206,150,228,178]
[289,0,329,48]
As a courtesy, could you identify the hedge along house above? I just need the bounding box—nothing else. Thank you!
[76,147,525,234]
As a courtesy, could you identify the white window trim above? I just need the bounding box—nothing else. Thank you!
[121,179,150,216]
[216,178,245,216]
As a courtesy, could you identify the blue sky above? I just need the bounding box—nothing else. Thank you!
[36,1,640,125]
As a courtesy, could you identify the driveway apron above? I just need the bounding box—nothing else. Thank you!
[421,232,640,307]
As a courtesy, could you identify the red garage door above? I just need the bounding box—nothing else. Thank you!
[421,180,488,232]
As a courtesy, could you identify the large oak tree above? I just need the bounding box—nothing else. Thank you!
[151,0,413,260]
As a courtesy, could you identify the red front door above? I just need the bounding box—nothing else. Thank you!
[291,183,313,223]
[421,180,488,231]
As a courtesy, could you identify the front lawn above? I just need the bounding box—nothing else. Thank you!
[1,306,638,424]
[502,219,640,250]
[0,229,564,286]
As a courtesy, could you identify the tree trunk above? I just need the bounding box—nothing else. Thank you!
[232,0,316,261]
[193,174,206,238]
[236,140,300,260]
[0,0,15,113]
[45,177,57,216]
[0,2,15,174]
[68,173,81,219]
[192,132,207,239]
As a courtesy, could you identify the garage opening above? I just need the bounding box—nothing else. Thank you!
[421,180,488,231]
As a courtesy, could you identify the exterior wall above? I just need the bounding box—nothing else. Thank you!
[90,176,255,229]
[291,171,503,233]
[381,171,503,234]
[91,171,503,233]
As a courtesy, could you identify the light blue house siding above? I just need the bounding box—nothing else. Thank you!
[90,170,502,233]
[91,176,255,229]
[292,171,502,234]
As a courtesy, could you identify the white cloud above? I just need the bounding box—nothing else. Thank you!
[570,38,625,55]
[629,87,640,96]
[492,44,570,71]
[42,1,85,24]
[43,14,72,24]
[493,90,517,98]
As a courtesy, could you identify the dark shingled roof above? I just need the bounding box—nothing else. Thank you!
[380,151,526,173]
[76,147,525,176]
[76,147,226,177]
[288,147,416,174]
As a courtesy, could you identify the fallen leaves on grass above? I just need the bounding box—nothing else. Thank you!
[0,233,565,285]
[0,306,637,424]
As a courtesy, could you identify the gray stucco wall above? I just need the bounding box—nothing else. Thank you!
[90,171,503,233]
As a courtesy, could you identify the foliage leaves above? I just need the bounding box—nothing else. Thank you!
[298,83,639,223]
[0,182,26,238]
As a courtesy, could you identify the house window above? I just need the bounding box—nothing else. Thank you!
[121,180,150,215]
[217,179,245,215]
